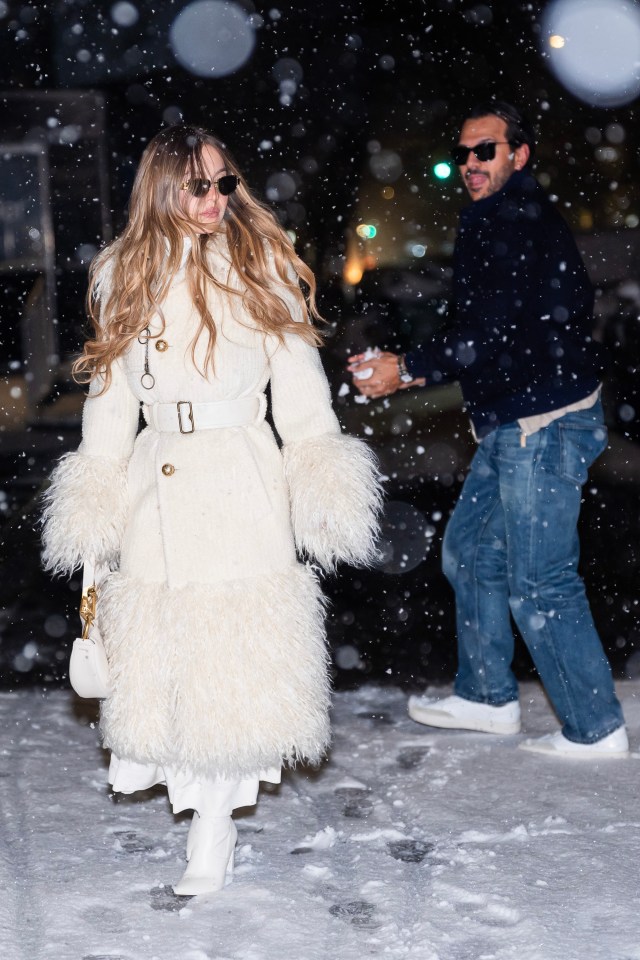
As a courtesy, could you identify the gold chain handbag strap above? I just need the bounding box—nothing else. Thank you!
[79,585,98,640]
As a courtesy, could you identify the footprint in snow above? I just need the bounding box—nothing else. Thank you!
[329,900,379,927]
[387,838,435,863]
[112,830,154,854]
[149,885,190,912]
[334,787,373,819]
[396,746,433,769]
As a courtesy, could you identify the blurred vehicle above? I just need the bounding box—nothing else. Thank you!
[596,279,640,445]
[324,263,475,487]
[326,262,452,363]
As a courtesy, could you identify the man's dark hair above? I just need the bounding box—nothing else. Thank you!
[467,100,536,160]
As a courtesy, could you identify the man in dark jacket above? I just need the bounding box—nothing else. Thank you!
[349,101,627,757]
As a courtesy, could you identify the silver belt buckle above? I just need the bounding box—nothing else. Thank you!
[177,400,194,434]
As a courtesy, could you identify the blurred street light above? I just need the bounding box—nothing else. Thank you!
[433,161,452,180]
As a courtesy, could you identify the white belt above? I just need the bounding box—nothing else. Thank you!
[145,395,266,433]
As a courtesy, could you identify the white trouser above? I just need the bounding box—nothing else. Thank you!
[185,776,261,818]
[108,753,280,815]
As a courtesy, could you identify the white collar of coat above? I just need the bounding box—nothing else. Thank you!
[163,236,192,271]
[164,228,229,273]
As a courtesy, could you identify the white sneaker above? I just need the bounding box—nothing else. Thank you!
[407,694,521,735]
[519,726,629,759]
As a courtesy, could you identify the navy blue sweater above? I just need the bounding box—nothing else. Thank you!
[405,170,604,436]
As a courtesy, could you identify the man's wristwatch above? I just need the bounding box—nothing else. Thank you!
[397,354,413,383]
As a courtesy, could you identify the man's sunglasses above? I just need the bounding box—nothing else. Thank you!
[451,141,517,165]
[180,174,239,198]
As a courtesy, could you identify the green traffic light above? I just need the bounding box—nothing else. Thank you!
[433,161,452,180]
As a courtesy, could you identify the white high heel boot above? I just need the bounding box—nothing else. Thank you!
[174,815,237,896]
[172,776,258,896]
[185,811,199,861]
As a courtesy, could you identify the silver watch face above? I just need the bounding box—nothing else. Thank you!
[400,372,414,383]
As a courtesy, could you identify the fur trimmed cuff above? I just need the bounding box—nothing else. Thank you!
[283,433,383,571]
[41,452,129,577]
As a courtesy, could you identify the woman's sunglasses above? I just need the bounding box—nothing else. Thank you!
[180,174,239,198]
[451,141,516,165]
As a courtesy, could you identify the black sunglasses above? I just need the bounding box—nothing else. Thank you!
[451,141,516,166]
[180,174,239,198]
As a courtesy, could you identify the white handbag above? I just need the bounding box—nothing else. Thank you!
[69,559,111,699]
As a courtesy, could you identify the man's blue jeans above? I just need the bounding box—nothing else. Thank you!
[442,400,624,744]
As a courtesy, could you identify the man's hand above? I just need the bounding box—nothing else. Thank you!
[347,351,425,399]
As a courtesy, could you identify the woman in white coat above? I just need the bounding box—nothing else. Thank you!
[41,124,382,896]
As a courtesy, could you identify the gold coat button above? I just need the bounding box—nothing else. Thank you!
[161,463,175,476]
[155,339,169,352]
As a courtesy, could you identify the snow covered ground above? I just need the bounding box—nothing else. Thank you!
[2,680,640,960]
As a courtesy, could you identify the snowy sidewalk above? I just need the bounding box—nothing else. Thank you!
[1,682,640,960]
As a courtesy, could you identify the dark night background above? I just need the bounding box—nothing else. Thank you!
[2,0,640,690]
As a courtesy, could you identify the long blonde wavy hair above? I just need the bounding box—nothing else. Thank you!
[73,124,322,389]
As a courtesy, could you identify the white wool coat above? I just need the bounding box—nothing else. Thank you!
[42,236,382,779]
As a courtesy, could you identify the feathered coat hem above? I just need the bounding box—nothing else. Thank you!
[98,564,331,781]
